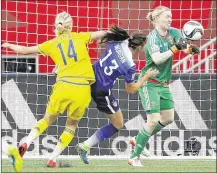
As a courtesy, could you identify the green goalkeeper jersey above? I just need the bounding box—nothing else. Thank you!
[141,27,183,83]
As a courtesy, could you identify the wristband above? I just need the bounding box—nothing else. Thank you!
[170,45,179,54]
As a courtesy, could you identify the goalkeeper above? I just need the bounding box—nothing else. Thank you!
[128,6,200,167]
[2,11,111,168]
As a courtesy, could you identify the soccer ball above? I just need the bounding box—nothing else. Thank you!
[182,20,204,41]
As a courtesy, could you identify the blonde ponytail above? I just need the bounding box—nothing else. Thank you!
[54,12,72,36]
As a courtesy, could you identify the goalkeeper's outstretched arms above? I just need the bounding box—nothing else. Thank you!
[125,68,159,94]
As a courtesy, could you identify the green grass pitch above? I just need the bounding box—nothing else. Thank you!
[2,159,216,172]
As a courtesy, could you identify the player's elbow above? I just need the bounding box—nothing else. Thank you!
[125,87,137,94]
[125,83,139,94]
[126,90,135,94]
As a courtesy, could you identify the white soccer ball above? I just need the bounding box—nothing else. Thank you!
[182,20,204,41]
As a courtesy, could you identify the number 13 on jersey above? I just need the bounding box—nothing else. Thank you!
[99,49,119,76]
[57,40,77,65]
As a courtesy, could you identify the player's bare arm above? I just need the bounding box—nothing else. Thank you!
[1,31,110,55]
[151,50,174,65]
[90,31,108,41]
[125,69,159,94]
[1,43,39,55]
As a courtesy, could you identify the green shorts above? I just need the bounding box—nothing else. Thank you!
[138,82,174,113]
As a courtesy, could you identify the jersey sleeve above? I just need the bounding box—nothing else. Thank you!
[173,28,183,42]
[38,40,53,56]
[79,32,93,44]
[123,66,136,83]
[146,32,160,55]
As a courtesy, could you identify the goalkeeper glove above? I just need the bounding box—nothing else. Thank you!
[188,44,200,55]
[170,38,188,54]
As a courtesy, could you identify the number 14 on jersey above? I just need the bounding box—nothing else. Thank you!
[57,40,77,65]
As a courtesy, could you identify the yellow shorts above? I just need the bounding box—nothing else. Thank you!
[46,80,91,120]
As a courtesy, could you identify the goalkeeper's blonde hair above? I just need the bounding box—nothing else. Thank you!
[54,11,72,36]
[147,6,171,25]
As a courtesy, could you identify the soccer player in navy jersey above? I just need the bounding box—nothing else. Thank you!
[76,25,159,164]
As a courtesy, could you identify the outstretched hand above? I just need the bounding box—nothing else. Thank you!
[1,42,10,48]
[188,44,200,55]
[145,68,159,78]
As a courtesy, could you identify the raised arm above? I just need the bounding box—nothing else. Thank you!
[90,31,110,41]
[125,68,159,94]
[151,41,200,65]
[1,43,39,55]
[151,38,188,65]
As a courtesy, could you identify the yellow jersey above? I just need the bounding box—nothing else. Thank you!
[38,32,95,85]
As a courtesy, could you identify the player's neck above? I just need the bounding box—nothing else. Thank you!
[129,47,137,55]
[155,26,168,37]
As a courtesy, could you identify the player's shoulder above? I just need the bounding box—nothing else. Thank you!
[127,65,136,73]
[147,30,158,44]
[40,38,55,46]
[71,31,90,38]
[148,29,157,36]
[117,40,134,64]
[168,27,181,34]
[168,27,182,39]
[50,38,58,43]
[70,32,80,38]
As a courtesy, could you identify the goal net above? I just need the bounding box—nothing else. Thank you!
[1,0,216,160]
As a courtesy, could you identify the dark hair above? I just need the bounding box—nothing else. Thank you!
[100,25,147,49]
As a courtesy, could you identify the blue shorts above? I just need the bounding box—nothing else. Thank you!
[91,82,119,114]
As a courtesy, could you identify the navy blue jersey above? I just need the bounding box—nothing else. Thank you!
[93,40,136,90]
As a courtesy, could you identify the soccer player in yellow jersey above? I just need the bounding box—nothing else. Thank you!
[2,11,110,167]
